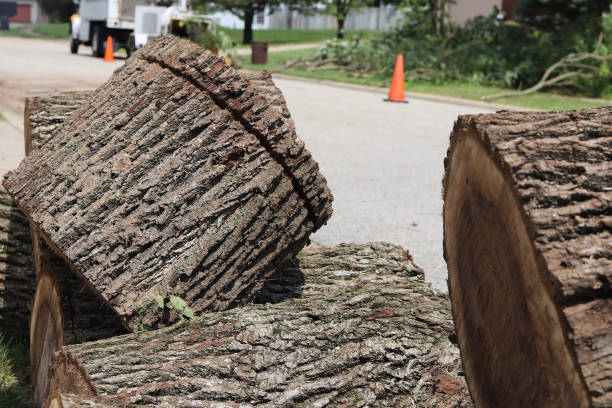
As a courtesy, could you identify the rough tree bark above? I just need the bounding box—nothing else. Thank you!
[47,243,472,407]
[24,91,92,155]
[443,108,611,408]
[3,36,333,334]
[0,185,35,340]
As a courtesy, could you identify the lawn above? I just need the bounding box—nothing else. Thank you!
[238,48,612,111]
[220,27,377,46]
[0,23,69,39]
[0,333,32,407]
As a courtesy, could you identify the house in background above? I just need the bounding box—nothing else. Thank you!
[447,0,519,25]
[11,0,49,24]
[209,4,401,31]
[208,0,519,32]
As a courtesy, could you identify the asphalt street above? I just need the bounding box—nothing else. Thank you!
[0,37,495,290]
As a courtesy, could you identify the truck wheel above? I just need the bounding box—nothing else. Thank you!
[126,35,136,58]
[70,38,79,54]
[91,25,105,58]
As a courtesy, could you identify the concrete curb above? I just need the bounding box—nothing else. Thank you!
[269,73,539,112]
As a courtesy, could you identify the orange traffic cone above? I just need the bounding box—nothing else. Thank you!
[384,54,408,103]
[103,36,114,62]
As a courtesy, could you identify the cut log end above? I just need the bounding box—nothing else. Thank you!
[31,240,127,407]
[46,392,123,408]
[442,112,611,407]
[30,271,64,408]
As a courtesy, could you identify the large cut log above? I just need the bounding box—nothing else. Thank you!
[47,243,473,407]
[0,185,35,339]
[443,108,611,408]
[23,69,312,407]
[4,35,333,334]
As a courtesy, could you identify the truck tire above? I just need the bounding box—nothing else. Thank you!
[126,34,136,58]
[91,25,105,58]
[70,38,79,54]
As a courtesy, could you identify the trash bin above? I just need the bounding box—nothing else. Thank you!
[251,41,268,65]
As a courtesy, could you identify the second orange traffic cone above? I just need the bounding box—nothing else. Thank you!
[384,54,408,103]
[103,36,114,62]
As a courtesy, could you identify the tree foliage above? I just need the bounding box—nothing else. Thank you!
[516,0,611,32]
[40,0,76,22]
[196,0,318,44]
[323,0,367,39]
[294,4,612,98]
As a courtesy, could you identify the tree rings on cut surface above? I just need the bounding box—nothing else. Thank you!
[443,108,611,407]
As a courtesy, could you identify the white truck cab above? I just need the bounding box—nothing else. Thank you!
[70,0,213,57]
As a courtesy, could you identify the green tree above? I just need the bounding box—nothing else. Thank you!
[195,0,317,44]
[324,0,366,39]
[516,0,611,32]
[208,0,274,44]
[39,0,76,22]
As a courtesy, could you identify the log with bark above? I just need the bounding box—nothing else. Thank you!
[443,108,611,407]
[3,35,333,335]
[46,243,472,407]
[21,68,320,406]
[0,185,35,340]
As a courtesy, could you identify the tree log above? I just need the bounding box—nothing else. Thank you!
[23,69,312,407]
[443,108,611,407]
[3,36,333,333]
[0,185,35,340]
[46,243,472,407]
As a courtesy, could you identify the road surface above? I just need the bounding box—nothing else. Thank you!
[0,37,495,290]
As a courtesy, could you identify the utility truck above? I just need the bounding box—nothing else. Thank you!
[71,0,214,57]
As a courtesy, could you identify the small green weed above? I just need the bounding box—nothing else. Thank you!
[138,294,195,330]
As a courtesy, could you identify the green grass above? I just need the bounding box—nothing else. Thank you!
[220,28,377,46]
[33,23,69,38]
[0,23,69,39]
[0,333,32,408]
[240,48,612,111]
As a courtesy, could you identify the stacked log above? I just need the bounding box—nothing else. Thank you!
[46,243,473,407]
[0,185,35,340]
[443,108,611,407]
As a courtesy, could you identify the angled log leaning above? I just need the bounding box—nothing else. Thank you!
[4,35,333,333]
[47,243,473,408]
[443,108,611,408]
[0,185,35,340]
[15,62,330,405]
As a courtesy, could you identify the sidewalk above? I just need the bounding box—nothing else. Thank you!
[232,42,320,56]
